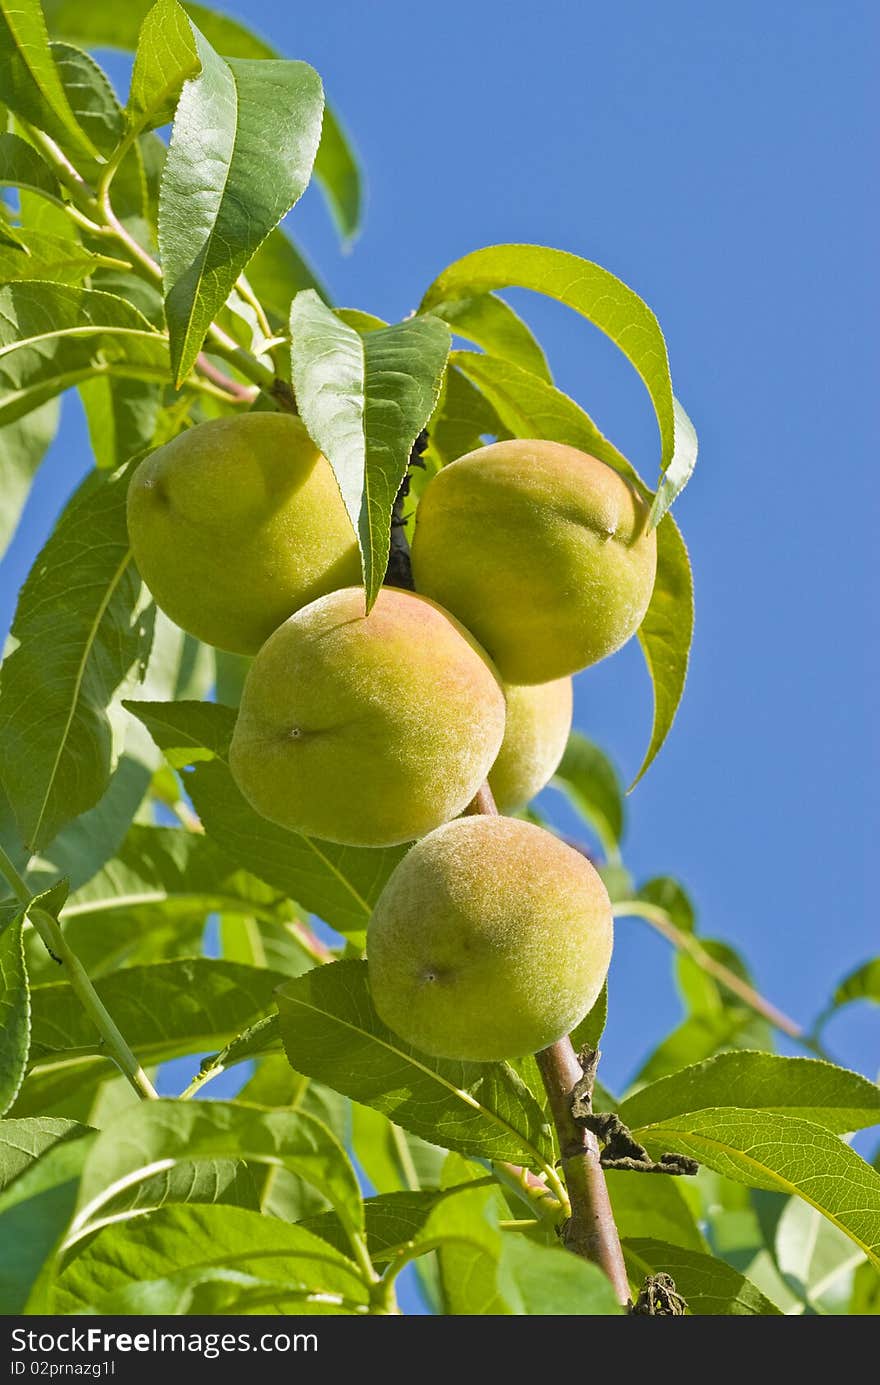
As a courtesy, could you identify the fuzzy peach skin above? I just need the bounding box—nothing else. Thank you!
[410,439,657,683]
[229,586,506,847]
[127,413,360,654]
[489,677,573,812]
[367,815,613,1061]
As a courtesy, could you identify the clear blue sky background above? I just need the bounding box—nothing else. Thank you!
[2,1,877,1100]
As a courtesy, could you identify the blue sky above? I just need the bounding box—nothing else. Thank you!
[2,0,877,1098]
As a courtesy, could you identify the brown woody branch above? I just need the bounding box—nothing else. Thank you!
[535,1040,631,1305]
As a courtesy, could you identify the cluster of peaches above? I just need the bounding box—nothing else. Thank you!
[127,412,657,1062]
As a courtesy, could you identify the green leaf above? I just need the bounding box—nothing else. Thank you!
[630,1012,753,1086]
[648,398,698,527]
[820,957,880,1028]
[0,130,63,204]
[304,1182,480,1260]
[54,824,298,977]
[0,465,151,851]
[313,104,361,244]
[16,960,286,1117]
[351,1104,447,1196]
[850,1260,880,1315]
[42,0,363,243]
[453,348,637,480]
[159,29,323,384]
[451,351,693,780]
[71,1100,363,1247]
[246,227,330,322]
[619,1053,880,1136]
[426,364,511,469]
[127,0,200,134]
[422,244,697,521]
[0,398,59,562]
[52,1205,369,1315]
[78,374,160,469]
[551,732,624,859]
[636,875,696,933]
[569,980,608,1053]
[631,1107,880,1267]
[0,280,168,427]
[430,293,550,381]
[0,0,96,159]
[277,960,556,1172]
[123,697,235,764]
[0,911,30,1115]
[28,958,285,1065]
[632,510,694,785]
[49,43,147,231]
[606,1168,706,1251]
[623,1239,782,1315]
[0,229,119,284]
[23,613,206,900]
[25,749,152,898]
[0,1115,88,1192]
[126,699,405,940]
[236,1061,350,1223]
[499,1235,624,1314]
[775,1197,867,1313]
[0,1124,94,1313]
[290,292,450,605]
[432,1159,507,1315]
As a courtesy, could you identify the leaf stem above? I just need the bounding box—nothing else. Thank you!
[23,121,297,412]
[534,1040,630,1305]
[0,843,30,905]
[205,324,289,401]
[21,125,97,206]
[178,1063,219,1102]
[95,128,139,207]
[235,274,273,343]
[1,846,158,1101]
[32,924,158,1102]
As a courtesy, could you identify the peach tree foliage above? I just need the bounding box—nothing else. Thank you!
[0,0,876,1320]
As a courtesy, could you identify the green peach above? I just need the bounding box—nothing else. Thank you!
[489,677,573,812]
[229,586,506,847]
[127,412,360,654]
[410,439,657,683]
[367,815,613,1061]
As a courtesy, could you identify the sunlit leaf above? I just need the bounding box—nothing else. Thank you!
[618,1052,880,1135]
[159,27,323,382]
[277,960,555,1172]
[623,1238,782,1315]
[0,465,150,851]
[126,0,200,134]
[290,292,450,605]
[423,244,697,521]
[631,1107,880,1267]
[0,909,29,1114]
[0,0,96,159]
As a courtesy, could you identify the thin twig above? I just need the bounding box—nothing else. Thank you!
[168,798,204,833]
[195,353,258,403]
[613,899,804,1042]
